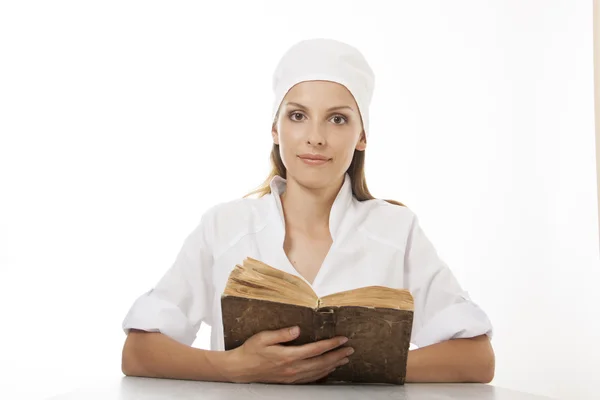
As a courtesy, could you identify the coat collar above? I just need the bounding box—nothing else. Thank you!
[268,173,355,242]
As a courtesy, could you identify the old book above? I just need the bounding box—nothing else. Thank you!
[221,257,414,385]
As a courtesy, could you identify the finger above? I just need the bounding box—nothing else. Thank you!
[267,339,350,384]
[255,326,300,346]
[282,336,349,361]
[274,348,348,384]
[293,346,352,374]
[275,347,350,385]
[294,366,337,384]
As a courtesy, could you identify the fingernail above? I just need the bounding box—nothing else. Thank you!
[339,358,349,365]
[290,326,299,336]
[346,347,354,356]
[339,337,348,344]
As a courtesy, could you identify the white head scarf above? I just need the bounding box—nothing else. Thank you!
[271,38,375,137]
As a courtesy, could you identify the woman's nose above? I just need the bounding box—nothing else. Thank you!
[307,137,324,146]
[307,126,326,146]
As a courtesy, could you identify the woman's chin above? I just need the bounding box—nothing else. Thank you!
[287,168,341,190]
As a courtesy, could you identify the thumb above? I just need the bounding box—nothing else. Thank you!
[257,326,300,346]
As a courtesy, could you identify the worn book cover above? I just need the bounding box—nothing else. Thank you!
[221,257,414,384]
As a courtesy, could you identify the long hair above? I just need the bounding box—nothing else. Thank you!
[244,142,405,207]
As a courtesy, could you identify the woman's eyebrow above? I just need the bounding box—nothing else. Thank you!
[285,101,355,113]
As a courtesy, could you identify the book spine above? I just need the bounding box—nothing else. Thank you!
[313,306,336,342]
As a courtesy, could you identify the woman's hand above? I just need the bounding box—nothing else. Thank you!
[223,326,353,384]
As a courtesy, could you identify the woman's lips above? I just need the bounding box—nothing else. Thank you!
[297,154,331,165]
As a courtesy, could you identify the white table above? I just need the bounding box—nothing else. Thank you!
[48,376,560,399]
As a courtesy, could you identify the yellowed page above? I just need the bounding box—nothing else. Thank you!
[319,286,414,311]
[222,258,318,308]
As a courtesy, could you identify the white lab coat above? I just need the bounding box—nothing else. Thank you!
[122,173,493,350]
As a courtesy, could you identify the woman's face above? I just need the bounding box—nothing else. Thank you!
[272,80,366,190]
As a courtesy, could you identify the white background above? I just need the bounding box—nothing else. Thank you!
[1,1,598,399]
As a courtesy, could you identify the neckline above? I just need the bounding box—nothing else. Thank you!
[267,173,355,290]
[269,173,354,241]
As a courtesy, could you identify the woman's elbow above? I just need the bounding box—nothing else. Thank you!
[121,330,147,377]
[121,341,139,377]
[460,334,495,383]
[475,344,496,383]
[476,360,495,383]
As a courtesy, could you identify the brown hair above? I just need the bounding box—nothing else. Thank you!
[244,142,405,207]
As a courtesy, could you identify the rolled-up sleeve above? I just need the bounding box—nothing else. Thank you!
[404,214,493,348]
[121,213,214,347]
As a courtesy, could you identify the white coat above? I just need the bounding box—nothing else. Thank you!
[122,174,493,351]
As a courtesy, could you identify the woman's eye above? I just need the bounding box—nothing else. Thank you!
[290,112,304,121]
[331,115,347,125]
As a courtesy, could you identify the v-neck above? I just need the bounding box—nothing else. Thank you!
[282,233,336,289]
[267,173,354,293]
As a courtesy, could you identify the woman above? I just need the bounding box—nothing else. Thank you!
[121,38,495,384]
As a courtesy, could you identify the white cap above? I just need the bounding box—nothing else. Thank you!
[271,38,375,137]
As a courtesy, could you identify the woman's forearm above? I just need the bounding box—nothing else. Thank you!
[121,330,233,382]
[405,334,495,383]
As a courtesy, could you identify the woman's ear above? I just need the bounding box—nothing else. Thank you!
[355,130,367,151]
[272,123,279,145]
[271,111,281,145]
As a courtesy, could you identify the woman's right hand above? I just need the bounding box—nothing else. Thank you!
[223,326,354,384]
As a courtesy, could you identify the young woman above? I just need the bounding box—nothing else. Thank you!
[121,38,495,385]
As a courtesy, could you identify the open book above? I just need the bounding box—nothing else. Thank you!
[221,257,414,384]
